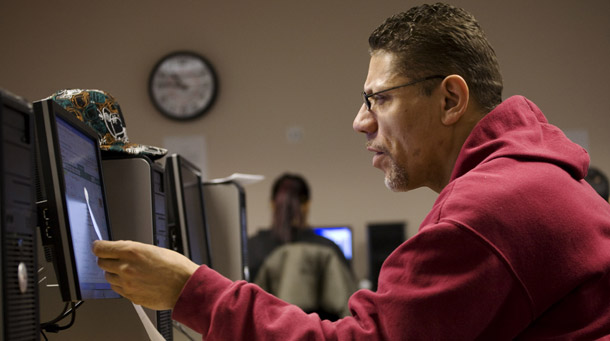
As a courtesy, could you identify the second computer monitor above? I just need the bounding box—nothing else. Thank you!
[165,154,211,266]
[313,226,353,262]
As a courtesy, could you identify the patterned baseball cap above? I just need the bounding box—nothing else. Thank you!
[50,89,167,160]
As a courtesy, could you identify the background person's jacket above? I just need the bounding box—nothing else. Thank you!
[254,242,357,320]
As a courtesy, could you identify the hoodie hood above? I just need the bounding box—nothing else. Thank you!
[450,95,589,182]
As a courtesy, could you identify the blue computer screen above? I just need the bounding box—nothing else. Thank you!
[313,226,353,261]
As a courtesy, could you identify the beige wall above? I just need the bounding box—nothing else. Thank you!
[2,0,609,281]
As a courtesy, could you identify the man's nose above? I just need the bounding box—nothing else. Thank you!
[353,104,377,137]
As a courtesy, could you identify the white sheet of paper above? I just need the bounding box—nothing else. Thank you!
[132,303,166,341]
[206,173,265,186]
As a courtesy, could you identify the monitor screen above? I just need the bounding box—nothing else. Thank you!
[313,226,353,261]
[56,115,115,299]
[34,99,118,301]
[165,154,211,266]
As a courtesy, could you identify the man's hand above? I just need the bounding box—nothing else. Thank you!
[92,240,199,310]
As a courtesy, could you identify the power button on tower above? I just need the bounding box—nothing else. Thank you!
[18,262,28,294]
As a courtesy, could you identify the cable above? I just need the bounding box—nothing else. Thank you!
[40,301,84,335]
[56,302,78,330]
[40,302,69,329]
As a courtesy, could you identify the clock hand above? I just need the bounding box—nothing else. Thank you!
[170,74,189,90]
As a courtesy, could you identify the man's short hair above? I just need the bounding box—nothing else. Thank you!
[368,3,503,112]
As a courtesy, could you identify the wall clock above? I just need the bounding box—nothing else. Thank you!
[148,51,218,120]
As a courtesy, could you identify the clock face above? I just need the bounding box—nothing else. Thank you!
[149,52,218,120]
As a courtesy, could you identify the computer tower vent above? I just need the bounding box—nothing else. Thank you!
[3,233,38,340]
[157,309,173,340]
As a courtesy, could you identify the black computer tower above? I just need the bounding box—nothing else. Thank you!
[0,89,39,340]
[367,222,406,292]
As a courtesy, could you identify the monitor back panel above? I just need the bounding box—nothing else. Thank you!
[102,156,172,340]
[0,91,39,340]
[202,181,249,281]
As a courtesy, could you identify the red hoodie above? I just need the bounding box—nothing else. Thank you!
[173,96,610,340]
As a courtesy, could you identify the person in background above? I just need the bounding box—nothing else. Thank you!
[585,166,610,201]
[247,173,357,321]
[93,3,610,339]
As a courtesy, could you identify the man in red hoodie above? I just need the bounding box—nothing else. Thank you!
[94,3,610,339]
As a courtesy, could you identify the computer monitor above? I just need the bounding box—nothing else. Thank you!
[33,98,118,302]
[313,226,353,262]
[165,154,211,266]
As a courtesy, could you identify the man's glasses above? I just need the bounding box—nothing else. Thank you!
[362,75,446,111]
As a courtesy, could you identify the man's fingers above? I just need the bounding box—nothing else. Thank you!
[104,273,143,304]
[93,239,143,259]
[92,240,123,258]
[108,283,125,298]
[103,268,122,284]
[97,256,122,273]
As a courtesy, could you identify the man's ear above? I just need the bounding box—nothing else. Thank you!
[440,75,469,126]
